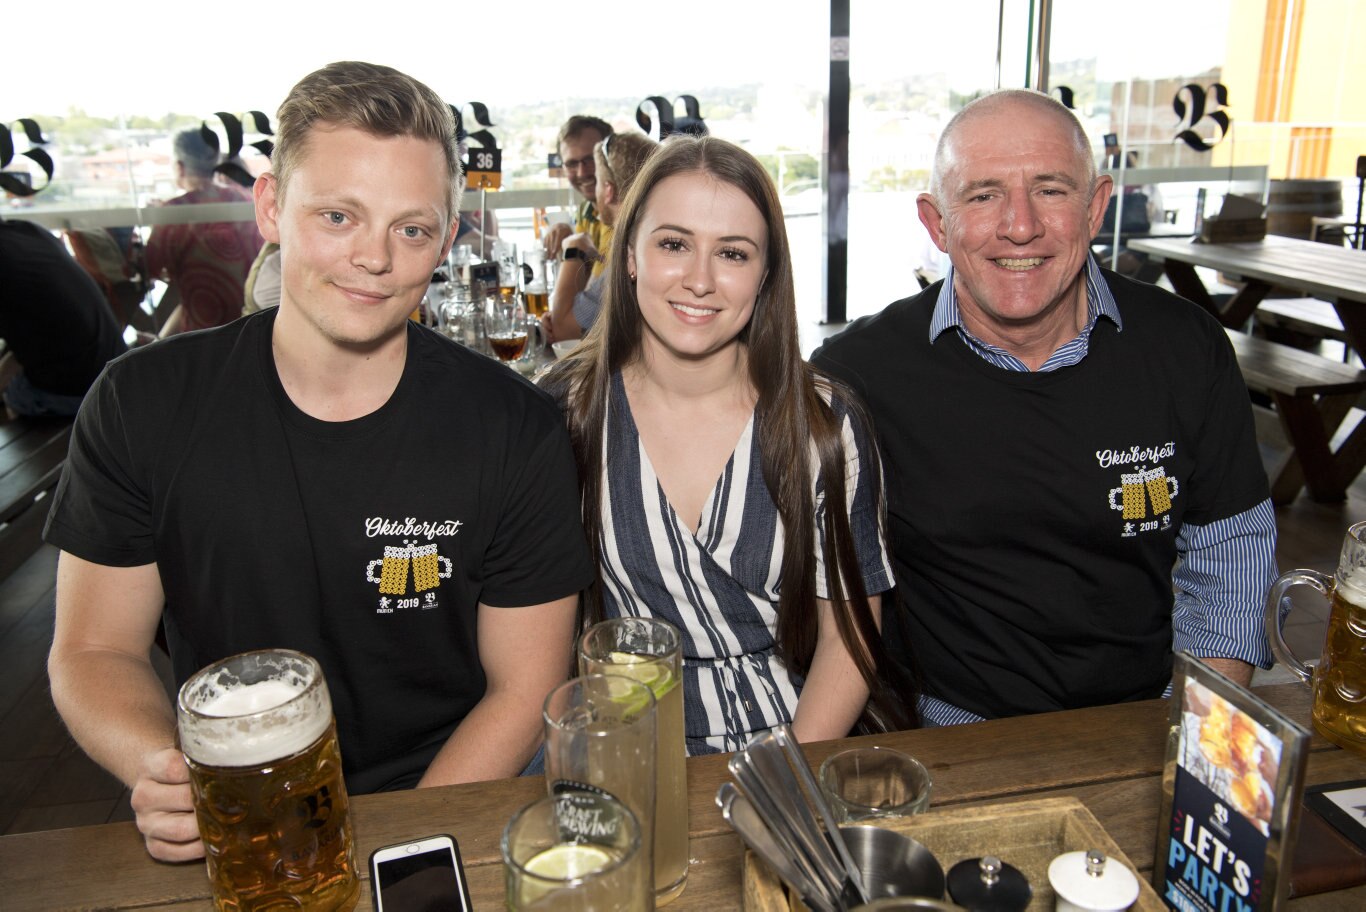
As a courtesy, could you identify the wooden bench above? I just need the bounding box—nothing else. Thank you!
[1253,297,1354,360]
[0,416,73,580]
[1226,329,1366,504]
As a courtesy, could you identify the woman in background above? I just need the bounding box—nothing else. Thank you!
[542,131,656,344]
[544,135,914,753]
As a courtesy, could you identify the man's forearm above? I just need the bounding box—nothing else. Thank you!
[1199,656,1255,688]
[48,648,178,788]
[416,687,543,788]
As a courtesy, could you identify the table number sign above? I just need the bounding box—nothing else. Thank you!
[1155,653,1310,911]
[454,102,501,191]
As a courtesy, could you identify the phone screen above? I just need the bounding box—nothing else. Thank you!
[375,845,468,912]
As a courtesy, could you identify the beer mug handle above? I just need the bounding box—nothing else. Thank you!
[366,560,383,584]
[1167,477,1179,498]
[1107,487,1124,511]
[437,556,452,580]
[1264,568,1331,684]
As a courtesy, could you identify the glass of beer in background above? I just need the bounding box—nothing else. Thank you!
[1266,521,1366,751]
[177,649,358,911]
[486,293,530,364]
[503,791,649,910]
[580,618,688,904]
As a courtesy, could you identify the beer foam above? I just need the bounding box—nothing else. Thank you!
[1341,567,1366,605]
[180,679,332,768]
[199,680,304,717]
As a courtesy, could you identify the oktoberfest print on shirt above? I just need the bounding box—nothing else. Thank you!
[364,516,463,613]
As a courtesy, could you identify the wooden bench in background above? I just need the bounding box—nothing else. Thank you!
[0,417,72,580]
[1254,297,1354,362]
[1226,329,1366,504]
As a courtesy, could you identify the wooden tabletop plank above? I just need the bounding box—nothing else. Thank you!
[1128,235,1366,304]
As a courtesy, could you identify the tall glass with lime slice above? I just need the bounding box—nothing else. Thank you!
[503,790,649,910]
[580,618,688,905]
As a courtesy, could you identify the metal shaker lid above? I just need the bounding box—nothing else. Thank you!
[946,855,1032,912]
[1048,849,1140,911]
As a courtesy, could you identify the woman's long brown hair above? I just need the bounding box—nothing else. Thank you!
[542,135,916,731]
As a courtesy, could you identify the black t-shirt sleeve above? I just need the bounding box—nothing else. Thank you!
[1182,320,1271,525]
[44,364,158,566]
[478,405,593,607]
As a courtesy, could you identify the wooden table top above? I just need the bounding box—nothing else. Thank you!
[1127,234,1366,305]
[1,683,1360,911]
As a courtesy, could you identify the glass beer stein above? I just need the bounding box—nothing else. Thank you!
[177,649,359,911]
[1266,521,1366,752]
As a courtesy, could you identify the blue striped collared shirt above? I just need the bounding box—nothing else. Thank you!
[918,256,1278,728]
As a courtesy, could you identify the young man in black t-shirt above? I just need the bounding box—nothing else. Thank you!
[45,62,593,862]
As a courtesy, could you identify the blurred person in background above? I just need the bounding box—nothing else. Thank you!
[0,217,127,419]
[146,129,264,335]
[542,131,657,344]
[542,115,613,274]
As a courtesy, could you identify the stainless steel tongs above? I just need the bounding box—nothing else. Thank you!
[719,724,869,910]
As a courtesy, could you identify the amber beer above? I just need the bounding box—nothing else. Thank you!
[524,281,550,318]
[525,290,550,318]
[177,649,359,911]
[1315,582,1366,747]
[1267,521,1366,752]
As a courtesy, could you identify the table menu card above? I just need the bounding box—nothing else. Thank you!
[1155,653,1310,911]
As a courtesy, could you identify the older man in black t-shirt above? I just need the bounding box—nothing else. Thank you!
[813,90,1276,727]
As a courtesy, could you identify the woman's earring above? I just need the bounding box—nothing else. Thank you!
[629,272,637,282]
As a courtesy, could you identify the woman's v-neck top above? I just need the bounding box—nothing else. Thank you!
[597,371,892,754]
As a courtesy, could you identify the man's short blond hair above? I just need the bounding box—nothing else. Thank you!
[272,61,461,220]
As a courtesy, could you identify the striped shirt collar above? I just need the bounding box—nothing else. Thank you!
[928,254,1123,372]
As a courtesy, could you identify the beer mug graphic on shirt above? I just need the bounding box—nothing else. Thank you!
[1142,465,1179,514]
[1108,471,1148,520]
[410,542,452,592]
[366,541,452,596]
[368,545,411,595]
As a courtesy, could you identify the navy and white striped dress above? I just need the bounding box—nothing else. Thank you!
[598,372,892,755]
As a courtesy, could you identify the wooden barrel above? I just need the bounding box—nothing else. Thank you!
[1267,178,1343,239]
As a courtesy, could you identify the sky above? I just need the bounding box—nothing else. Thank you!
[7,1,825,119]
[8,1,1232,122]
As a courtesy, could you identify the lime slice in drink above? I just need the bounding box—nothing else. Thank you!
[523,842,616,880]
[600,675,652,716]
[605,651,676,698]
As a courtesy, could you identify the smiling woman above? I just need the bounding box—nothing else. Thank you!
[542,135,918,755]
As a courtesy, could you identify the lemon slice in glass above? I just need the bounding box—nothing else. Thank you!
[523,842,616,880]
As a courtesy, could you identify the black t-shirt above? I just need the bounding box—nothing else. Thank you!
[812,271,1269,719]
[0,220,127,395]
[45,310,594,792]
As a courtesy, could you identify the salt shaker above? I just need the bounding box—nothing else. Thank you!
[1047,849,1139,912]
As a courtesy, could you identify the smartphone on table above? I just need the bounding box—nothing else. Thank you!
[369,834,472,912]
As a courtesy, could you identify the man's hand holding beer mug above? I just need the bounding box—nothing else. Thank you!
[130,746,203,862]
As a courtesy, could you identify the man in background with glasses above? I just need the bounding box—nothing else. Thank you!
[542,114,613,276]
